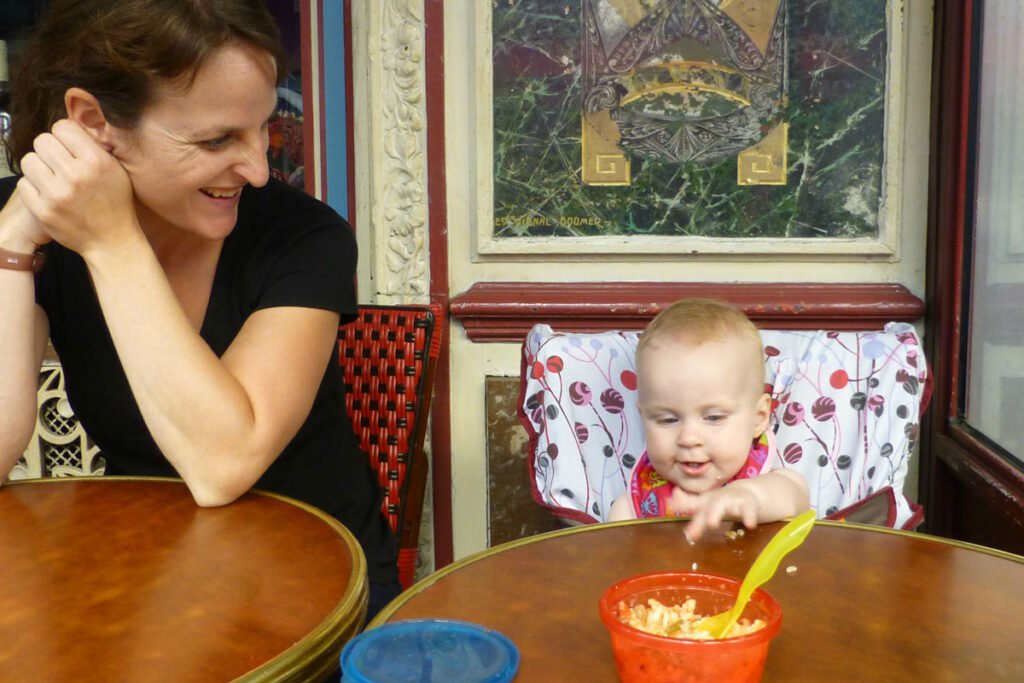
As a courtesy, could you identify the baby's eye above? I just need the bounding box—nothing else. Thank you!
[705,414,727,423]
[656,416,677,425]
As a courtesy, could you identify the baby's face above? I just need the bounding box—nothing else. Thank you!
[637,337,769,495]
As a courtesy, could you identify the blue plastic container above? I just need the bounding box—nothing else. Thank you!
[340,619,519,683]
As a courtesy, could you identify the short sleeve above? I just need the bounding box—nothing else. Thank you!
[255,217,358,321]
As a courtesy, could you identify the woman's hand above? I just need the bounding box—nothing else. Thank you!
[0,188,50,252]
[16,118,139,258]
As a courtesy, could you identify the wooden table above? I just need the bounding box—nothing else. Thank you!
[0,477,367,682]
[371,518,1024,681]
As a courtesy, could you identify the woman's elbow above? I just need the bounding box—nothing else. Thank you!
[182,470,256,508]
[173,440,279,508]
[189,488,242,508]
[0,413,37,476]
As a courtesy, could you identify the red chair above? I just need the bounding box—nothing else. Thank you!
[338,304,442,588]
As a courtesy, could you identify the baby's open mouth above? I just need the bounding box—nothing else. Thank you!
[679,461,710,476]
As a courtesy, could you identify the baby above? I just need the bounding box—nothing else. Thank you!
[608,298,809,540]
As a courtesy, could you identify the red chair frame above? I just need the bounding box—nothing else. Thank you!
[337,304,442,588]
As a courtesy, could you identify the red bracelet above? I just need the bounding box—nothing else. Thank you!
[0,246,46,272]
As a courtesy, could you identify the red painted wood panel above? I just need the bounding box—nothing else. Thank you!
[450,281,925,343]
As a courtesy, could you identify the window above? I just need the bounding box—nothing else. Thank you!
[964,0,1024,467]
[925,0,1024,556]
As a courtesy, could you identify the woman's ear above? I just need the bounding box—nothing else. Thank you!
[63,87,116,151]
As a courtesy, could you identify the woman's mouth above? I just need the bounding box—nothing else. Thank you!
[200,187,242,200]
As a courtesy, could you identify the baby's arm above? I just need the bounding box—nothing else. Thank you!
[669,469,810,541]
[607,491,638,522]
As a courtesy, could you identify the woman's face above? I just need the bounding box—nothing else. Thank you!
[110,41,278,243]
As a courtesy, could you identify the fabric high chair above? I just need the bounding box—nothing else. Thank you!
[338,304,442,589]
[519,323,929,530]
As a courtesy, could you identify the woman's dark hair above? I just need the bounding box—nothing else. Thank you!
[6,0,289,170]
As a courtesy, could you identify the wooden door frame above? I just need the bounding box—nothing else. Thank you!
[922,0,1024,554]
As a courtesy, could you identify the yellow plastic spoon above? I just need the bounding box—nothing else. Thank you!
[698,509,817,639]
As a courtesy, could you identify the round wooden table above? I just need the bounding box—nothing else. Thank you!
[371,518,1024,681]
[0,477,367,682]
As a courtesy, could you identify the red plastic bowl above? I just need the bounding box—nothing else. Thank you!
[598,571,782,683]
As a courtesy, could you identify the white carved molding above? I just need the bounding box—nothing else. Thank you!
[352,0,431,303]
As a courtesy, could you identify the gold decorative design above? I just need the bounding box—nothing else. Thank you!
[582,109,631,185]
[738,122,788,185]
[581,0,788,186]
[719,0,784,55]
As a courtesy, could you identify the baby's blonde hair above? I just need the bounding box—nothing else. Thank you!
[637,298,766,396]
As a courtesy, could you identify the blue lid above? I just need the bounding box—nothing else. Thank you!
[340,619,520,683]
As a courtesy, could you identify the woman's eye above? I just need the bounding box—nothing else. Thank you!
[200,135,231,150]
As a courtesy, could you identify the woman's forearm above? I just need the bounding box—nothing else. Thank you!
[83,234,335,506]
[0,198,49,477]
[0,273,47,477]
[83,235,266,503]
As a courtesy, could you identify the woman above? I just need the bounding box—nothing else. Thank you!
[0,0,400,618]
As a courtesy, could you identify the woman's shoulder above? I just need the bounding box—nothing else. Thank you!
[235,178,354,249]
[240,178,346,226]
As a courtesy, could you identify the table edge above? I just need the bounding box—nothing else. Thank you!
[3,476,369,682]
[235,487,370,682]
[368,515,1024,627]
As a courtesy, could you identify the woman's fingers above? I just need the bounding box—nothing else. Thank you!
[18,118,135,246]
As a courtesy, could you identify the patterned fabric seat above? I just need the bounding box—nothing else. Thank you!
[519,323,929,529]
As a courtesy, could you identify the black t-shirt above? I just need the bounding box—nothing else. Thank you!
[2,176,398,583]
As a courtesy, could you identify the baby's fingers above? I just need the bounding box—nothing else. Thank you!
[684,505,730,542]
[683,514,706,543]
[739,506,759,530]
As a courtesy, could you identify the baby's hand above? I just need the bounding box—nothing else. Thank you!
[668,486,760,543]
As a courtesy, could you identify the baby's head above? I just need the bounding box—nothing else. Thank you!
[636,298,771,493]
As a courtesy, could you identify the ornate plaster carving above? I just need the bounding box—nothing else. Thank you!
[357,0,430,301]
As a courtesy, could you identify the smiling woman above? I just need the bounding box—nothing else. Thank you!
[98,42,279,245]
[0,0,402,625]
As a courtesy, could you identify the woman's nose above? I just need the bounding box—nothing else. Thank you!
[234,131,270,187]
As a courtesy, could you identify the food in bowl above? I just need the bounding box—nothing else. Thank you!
[617,597,765,639]
[598,571,782,683]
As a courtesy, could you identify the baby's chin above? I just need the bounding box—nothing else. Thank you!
[669,476,721,497]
